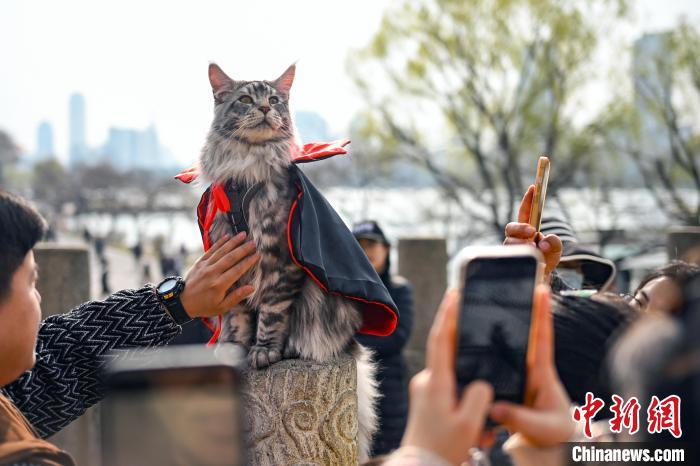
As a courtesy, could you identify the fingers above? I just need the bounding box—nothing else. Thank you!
[201,234,231,261]
[538,234,562,256]
[426,289,459,376]
[517,185,535,224]
[456,381,494,441]
[504,222,536,241]
[490,401,568,445]
[532,284,554,366]
[212,240,257,274]
[208,232,247,265]
[219,285,255,310]
[216,251,260,289]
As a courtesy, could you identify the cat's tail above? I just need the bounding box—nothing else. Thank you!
[349,339,380,463]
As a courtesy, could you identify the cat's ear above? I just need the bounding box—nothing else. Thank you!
[272,63,296,97]
[208,63,235,103]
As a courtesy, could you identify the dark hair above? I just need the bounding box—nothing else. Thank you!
[635,261,700,295]
[0,190,46,301]
[553,294,636,407]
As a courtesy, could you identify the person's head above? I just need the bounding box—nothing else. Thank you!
[608,275,700,441]
[630,261,700,316]
[540,216,616,291]
[0,191,46,386]
[352,220,390,274]
[552,293,636,406]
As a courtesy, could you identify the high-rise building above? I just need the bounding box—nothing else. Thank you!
[69,93,87,167]
[104,124,169,171]
[294,111,331,143]
[36,121,54,161]
[632,32,673,158]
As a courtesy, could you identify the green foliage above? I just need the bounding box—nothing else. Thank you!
[595,22,700,225]
[350,0,629,233]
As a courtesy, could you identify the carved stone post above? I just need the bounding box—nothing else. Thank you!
[242,355,359,466]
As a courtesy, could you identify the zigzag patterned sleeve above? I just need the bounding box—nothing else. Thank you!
[1,286,181,439]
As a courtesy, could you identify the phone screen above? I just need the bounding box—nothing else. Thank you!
[456,255,538,403]
[101,349,245,466]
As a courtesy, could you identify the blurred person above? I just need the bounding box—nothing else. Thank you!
[0,190,259,465]
[379,286,576,466]
[131,239,143,266]
[100,256,111,295]
[628,260,700,316]
[606,274,700,455]
[353,220,415,456]
[552,294,636,407]
[539,216,616,291]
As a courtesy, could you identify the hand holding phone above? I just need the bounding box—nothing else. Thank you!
[456,246,543,403]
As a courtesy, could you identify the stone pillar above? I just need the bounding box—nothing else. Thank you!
[34,244,100,466]
[667,227,700,263]
[242,355,359,466]
[398,238,448,377]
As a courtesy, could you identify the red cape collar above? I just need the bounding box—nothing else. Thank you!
[175,139,350,185]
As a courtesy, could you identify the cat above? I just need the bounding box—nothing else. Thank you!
[198,63,378,459]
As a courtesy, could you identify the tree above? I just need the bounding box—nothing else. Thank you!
[0,129,20,186]
[32,159,72,212]
[350,0,628,237]
[595,22,700,226]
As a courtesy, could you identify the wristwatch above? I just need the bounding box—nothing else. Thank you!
[155,276,192,325]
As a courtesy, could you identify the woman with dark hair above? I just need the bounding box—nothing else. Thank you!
[629,261,700,316]
[353,220,415,456]
[552,293,636,406]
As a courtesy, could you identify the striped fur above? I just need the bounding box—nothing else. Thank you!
[199,64,378,459]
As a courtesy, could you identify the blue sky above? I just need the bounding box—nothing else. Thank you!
[1,0,698,166]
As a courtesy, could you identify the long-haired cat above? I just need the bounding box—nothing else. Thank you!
[198,63,378,459]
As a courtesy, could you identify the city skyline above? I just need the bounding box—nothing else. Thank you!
[27,92,335,172]
[1,1,698,167]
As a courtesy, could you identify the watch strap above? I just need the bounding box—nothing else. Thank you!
[164,298,192,325]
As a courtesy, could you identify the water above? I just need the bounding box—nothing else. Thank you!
[67,187,690,254]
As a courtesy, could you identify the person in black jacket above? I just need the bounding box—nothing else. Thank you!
[353,220,415,456]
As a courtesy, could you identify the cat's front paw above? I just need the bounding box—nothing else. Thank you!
[248,345,282,369]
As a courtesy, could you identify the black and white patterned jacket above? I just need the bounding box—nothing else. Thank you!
[1,286,181,439]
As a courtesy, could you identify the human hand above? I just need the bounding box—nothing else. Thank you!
[504,185,562,282]
[489,285,575,446]
[180,233,259,318]
[401,290,494,466]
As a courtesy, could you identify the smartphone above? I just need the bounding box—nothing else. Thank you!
[101,345,246,466]
[528,156,550,231]
[456,245,542,403]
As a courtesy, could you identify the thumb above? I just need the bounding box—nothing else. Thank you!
[490,401,569,446]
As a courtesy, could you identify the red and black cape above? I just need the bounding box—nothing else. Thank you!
[176,140,398,343]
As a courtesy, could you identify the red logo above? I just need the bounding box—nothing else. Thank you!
[573,392,606,439]
[609,395,641,435]
[572,393,682,439]
[647,395,682,438]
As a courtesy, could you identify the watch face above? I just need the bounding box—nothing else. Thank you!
[158,278,178,294]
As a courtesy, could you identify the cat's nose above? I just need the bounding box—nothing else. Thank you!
[259,106,270,114]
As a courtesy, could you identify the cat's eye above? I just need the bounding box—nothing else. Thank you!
[239,95,253,104]
[269,96,279,105]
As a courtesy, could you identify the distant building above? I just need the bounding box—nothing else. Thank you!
[69,93,87,167]
[104,124,171,172]
[632,32,673,159]
[294,111,331,143]
[36,121,54,161]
